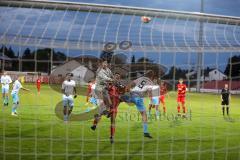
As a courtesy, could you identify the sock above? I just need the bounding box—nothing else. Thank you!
[3,97,6,104]
[156,110,159,117]
[143,122,148,133]
[110,126,115,137]
[12,104,18,113]
[163,106,166,113]
[177,106,180,113]
[183,106,186,113]
[64,115,68,121]
[226,107,229,115]
[148,106,151,115]
[6,97,8,104]
[93,118,98,126]
[222,107,225,115]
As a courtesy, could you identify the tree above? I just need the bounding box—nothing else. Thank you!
[224,55,240,80]
[36,48,51,60]
[131,55,135,63]
[5,47,16,58]
[22,48,34,59]
[52,49,66,61]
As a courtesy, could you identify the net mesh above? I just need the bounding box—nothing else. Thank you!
[0,0,240,160]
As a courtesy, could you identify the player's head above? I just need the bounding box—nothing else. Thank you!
[179,78,183,84]
[224,83,228,89]
[114,72,121,80]
[66,73,73,81]
[101,59,108,69]
[152,76,158,84]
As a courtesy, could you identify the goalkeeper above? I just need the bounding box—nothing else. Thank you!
[95,60,114,117]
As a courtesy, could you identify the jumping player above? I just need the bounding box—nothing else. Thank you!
[121,71,154,138]
[1,71,12,106]
[159,81,168,114]
[91,73,122,143]
[148,77,160,120]
[62,73,77,122]
[221,84,231,116]
[108,73,122,143]
[177,78,187,116]
[11,76,30,116]
[95,60,114,117]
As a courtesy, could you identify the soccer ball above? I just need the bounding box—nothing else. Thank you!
[141,16,151,23]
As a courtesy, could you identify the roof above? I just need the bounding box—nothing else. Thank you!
[208,69,227,76]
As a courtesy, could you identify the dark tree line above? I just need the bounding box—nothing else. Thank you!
[224,55,240,80]
[1,46,240,79]
[0,46,67,72]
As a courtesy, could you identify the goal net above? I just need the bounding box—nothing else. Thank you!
[0,0,240,160]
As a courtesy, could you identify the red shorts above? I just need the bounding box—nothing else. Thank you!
[177,96,185,103]
[159,95,165,103]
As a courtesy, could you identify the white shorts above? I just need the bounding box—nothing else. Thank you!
[2,86,9,94]
[62,95,74,107]
[150,97,159,105]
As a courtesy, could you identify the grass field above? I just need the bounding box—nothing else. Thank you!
[0,84,240,160]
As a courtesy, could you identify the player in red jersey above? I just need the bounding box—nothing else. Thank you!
[159,81,168,114]
[91,73,122,143]
[177,78,187,115]
[36,75,41,94]
[86,80,97,104]
[108,74,121,143]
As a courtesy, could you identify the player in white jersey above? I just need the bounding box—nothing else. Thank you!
[121,71,155,138]
[1,71,12,106]
[62,73,77,122]
[11,77,30,116]
[95,60,114,117]
[148,78,160,120]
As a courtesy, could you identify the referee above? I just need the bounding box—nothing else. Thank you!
[221,84,231,116]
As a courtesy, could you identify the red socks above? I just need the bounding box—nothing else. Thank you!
[177,106,180,113]
[110,127,115,137]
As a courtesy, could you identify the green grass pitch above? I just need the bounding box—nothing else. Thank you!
[0,84,240,160]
